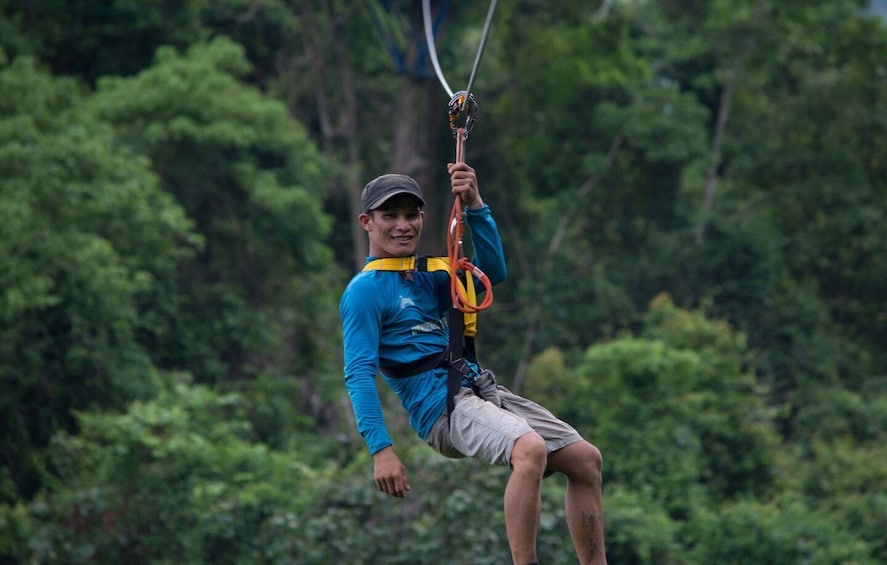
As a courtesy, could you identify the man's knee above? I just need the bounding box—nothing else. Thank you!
[575,441,604,488]
[581,441,603,473]
[510,432,547,475]
[548,440,603,480]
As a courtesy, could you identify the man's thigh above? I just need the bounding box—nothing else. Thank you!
[426,387,584,467]
[497,386,584,454]
[426,388,530,466]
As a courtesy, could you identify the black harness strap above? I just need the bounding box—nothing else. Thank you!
[364,255,479,419]
[444,265,483,418]
[447,305,465,418]
[379,349,447,379]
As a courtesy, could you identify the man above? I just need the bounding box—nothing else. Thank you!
[340,162,607,564]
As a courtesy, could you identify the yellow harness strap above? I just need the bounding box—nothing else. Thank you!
[362,256,448,272]
[363,256,478,337]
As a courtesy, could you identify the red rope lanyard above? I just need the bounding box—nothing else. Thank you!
[447,108,493,314]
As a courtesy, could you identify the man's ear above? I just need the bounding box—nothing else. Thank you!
[359,212,372,233]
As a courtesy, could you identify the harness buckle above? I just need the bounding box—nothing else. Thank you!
[446,351,478,379]
[415,255,428,271]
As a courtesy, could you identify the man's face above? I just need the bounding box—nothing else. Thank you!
[360,194,424,258]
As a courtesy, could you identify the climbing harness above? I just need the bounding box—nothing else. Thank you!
[361,255,479,337]
[362,255,484,417]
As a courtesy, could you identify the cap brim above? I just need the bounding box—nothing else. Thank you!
[367,190,425,211]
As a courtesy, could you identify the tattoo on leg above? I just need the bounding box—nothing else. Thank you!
[582,511,599,554]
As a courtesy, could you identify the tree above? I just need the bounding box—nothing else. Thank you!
[524,296,780,561]
[275,0,490,269]
[85,38,340,395]
[686,495,875,564]
[21,376,325,563]
[0,54,197,503]
[2,1,886,562]
[0,0,206,83]
[568,296,776,507]
[473,3,712,387]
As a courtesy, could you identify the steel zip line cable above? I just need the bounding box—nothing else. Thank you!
[461,0,497,112]
[422,0,454,98]
[422,0,498,102]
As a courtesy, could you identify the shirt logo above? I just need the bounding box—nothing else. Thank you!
[412,321,442,334]
[399,296,415,309]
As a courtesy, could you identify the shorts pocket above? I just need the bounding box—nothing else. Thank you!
[425,412,465,459]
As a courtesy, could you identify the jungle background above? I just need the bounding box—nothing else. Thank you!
[1,1,886,563]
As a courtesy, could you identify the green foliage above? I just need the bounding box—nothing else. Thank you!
[559,298,777,509]
[1,1,885,562]
[23,376,324,563]
[525,297,883,561]
[640,295,778,498]
[17,404,581,563]
[576,337,710,514]
[477,4,715,379]
[0,55,198,501]
[686,495,875,564]
[0,0,206,82]
[703,0,887,392]
[199,0,297,86]
[85,37,338,385]
[602,486,682,565]
[792,436,887,562]
[265,440,576,564]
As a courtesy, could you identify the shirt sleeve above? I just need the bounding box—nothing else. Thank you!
[339,276,393,455]
[465,205,507,285]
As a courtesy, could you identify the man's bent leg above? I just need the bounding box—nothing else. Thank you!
[546,440,606,565]
[428,390,550,563]
[505,432,547,565]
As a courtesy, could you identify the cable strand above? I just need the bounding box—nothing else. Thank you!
[422,0,454,98]
[462,0,498,112]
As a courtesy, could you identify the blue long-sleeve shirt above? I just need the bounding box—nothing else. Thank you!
[340,205,506,454]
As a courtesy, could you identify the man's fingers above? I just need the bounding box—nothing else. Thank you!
[376,475,410,497]
[396,478,410,497]
[383,480,402,497]
[391,473,410,497]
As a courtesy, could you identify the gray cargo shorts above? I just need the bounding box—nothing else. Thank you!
[425,385,584,468]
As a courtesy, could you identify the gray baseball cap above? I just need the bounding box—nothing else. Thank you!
[361,174,425,212]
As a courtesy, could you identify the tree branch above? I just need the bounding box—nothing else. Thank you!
[695,59,741,244]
